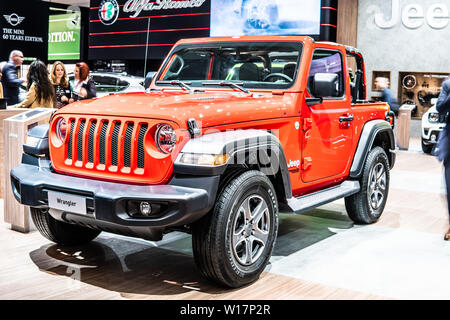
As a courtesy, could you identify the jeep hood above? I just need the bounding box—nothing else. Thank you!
[56,91,286,129]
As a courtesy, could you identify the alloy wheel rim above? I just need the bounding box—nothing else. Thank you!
[231,195,270,266]
[367,162,386,210]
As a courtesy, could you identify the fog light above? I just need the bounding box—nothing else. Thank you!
[431,134,437,142]
[429,112,440,123]
[140,202,152,216]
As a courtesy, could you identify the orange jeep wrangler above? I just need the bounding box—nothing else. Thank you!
[11,36,395,288]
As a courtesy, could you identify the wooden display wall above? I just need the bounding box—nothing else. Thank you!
[398,72,449,118]
[336,0,359,47]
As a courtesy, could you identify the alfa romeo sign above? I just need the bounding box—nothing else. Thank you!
[97,0,207,24]
[89,0,211,60]
[98,0,119,25]
[123,0,207,17]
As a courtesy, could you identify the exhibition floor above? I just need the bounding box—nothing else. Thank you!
[1,137,449,300]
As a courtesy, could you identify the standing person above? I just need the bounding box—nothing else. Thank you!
[375,77,399,114]
[0,69,4,109]
[437,78,450,240]
[0,69,4,99]
[1,50,25,105]
[69,62,96,103]
[50,61,72,109]
[10,60,54,109]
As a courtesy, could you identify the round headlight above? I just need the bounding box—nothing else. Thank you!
[155,124,177,154]
[428,112,440,123]
[55,117,67,143]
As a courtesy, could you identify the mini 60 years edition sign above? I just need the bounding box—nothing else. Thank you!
[0,3,48,61]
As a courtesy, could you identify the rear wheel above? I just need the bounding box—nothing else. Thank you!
[192,170,279,288]
[31,207,100,246]
[345,147,390,224]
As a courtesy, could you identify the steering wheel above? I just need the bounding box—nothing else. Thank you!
[263,73,293,82]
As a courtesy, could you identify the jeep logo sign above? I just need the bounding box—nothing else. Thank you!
[368,0,450,30]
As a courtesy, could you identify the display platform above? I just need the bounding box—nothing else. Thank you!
[2,108,55,233]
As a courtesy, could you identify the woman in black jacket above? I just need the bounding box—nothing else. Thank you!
[50,61,72,109]
[69,62,96,102]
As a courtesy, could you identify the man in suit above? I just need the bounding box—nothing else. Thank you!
[436,78,450,240]
[1,50,24,105]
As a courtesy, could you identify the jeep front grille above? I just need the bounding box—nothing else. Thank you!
[67,120,75,160]
[99,120,108,165]
[77,120,86,162]
[87,120,97,163]
[137,124,148,169]
[124,122,134,168]
[65,117,149,173]
[111,121,121,167]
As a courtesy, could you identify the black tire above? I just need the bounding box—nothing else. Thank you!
[192,170,279,288]
[345,147,390,224]
[421,138,433,154]
[30,207,100,246]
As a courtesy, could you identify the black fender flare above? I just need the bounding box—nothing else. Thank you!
[349,120,395,178]
[173,129,293,201]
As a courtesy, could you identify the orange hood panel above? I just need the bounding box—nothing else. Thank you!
[56,91,287,129]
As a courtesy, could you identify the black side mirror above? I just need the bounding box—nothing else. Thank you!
[311,73,339,98]
[144,71,156,89]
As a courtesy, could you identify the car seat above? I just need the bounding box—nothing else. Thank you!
[239,62,260,81]
[283,62,296,79]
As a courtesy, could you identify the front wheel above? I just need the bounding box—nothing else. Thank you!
[192,170,279,288]
[345,147,390,224]
[31,207,101,246]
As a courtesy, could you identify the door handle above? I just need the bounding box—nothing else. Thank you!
[339,115,354,122]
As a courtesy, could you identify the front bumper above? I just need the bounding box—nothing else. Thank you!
[422,117,444,144]
[422,127,443,145]
[11,162,217,231]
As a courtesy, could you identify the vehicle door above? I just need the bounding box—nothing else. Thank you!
[301,48,353,183]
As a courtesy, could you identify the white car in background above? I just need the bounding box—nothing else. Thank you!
[421,98,445,154]
[69,72,145,98]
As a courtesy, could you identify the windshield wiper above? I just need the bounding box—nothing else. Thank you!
[156,80,194,93]
[202,81,250,94]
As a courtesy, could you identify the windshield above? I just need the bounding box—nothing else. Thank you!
[156,41,303,90]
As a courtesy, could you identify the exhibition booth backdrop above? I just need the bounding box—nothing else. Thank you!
[357,0,450,117]
[88,0,338,62]
[1,1,88,64]
[1,0,339,76]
